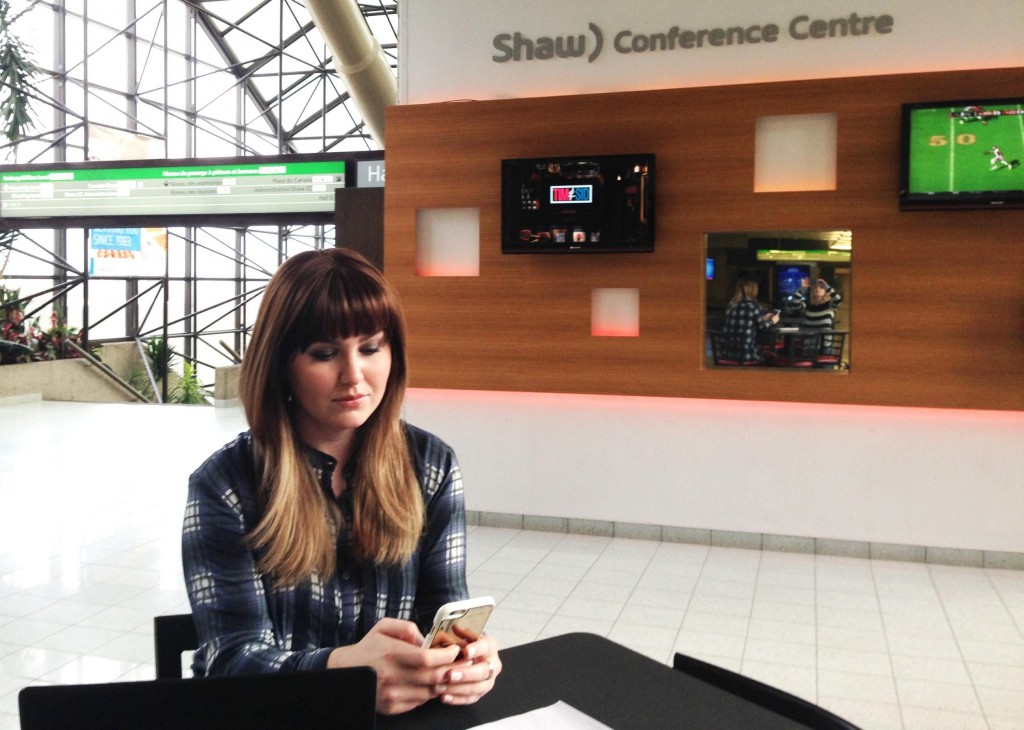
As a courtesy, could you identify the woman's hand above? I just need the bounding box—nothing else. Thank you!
[327,618,460,715]
[434,634,502,707]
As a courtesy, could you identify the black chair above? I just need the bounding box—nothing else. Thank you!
[814,331,848,369]
[19,666,377,730]
[708,331,760,366]
[673,652,861,730]
[153,613,198,679]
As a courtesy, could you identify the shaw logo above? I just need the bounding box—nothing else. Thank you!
[550,185,593,204]
[493,23,603,63]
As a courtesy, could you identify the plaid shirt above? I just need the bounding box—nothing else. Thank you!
[182,423,468,676]
[724,299,774,363]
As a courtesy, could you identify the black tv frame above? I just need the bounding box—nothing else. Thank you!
[899,96,1024,211]
[501,152,655,253]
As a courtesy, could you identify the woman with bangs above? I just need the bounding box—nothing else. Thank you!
[182,248,500,715]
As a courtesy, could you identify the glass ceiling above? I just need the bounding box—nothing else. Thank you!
[1,0,397,400]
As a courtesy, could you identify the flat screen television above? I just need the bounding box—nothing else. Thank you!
[501,153,654,253]
[776,264,810,300]
[899,97,1024,210]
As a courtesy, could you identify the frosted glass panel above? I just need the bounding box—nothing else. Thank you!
[415,208,480,276]
[592,288,639,337]
[754,113,837,192]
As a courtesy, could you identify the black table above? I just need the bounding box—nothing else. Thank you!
[762,328,848,368]
[378,632,825,729]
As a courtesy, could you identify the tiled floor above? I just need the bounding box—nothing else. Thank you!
[1,401,1023,729]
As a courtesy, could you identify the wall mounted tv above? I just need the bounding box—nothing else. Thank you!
[501,153,654,253]
[0,151,383,229]
[899,97,1024,210]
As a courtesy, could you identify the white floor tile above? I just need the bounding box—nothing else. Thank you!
[39,654,140,685]
[2,402,1023,730]
[606,622,678,652]
[817,696,903,730]
[894,677,983,714]
[746,617,816,645]
[899,705,990,730]
[819,668,899,705]
[889,654,973,685]
[616,603,685,629]
[818,645,894,677]
[742,637,817,669]
[673,629,746,662]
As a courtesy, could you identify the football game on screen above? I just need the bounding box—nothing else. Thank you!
[907,102,1023,194]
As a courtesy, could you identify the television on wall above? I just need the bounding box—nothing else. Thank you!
[899,97,1024,210]
[501,153,654,253]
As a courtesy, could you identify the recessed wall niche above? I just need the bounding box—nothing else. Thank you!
[754,113,838,192]
[705,230,851,370]
[592,288,640,337]
[415,207,480,276]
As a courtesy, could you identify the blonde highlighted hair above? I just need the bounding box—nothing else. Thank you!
[238,248,423,586]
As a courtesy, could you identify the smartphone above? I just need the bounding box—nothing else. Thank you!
[422,596,495,650]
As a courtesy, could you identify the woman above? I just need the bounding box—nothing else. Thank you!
[788,278,842,332]
[722,277,778,363]
[182,248,500,715]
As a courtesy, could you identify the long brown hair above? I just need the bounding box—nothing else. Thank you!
[729,277,759,307]
[238,248,423,586]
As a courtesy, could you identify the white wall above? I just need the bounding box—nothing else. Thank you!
[399,0,1024,104]
[405,390,1024,553]
[397,1,1024,554]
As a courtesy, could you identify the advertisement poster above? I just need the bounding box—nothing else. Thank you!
[88,227,167,277]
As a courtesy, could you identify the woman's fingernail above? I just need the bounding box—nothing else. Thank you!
[450,671,463,682]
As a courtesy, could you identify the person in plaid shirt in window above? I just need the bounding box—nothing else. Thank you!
[723,277,779,363]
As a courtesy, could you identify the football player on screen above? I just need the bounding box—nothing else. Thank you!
[987,146,1018,171]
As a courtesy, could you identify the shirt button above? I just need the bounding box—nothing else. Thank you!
[342,572,350,580]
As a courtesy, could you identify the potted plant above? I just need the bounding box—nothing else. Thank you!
[0,0,37,159]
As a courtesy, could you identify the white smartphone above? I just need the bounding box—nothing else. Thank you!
[422,596,495,650]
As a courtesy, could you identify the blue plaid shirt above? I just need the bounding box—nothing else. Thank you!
[182,423,468,676]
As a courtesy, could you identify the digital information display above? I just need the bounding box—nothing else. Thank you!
[0,159,347,222]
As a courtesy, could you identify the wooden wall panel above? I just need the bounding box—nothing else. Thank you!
[383,68,1024,411]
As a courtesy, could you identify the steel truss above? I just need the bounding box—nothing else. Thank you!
[0,0,397,399]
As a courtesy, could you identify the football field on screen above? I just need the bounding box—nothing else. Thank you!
[908,104,1024,193]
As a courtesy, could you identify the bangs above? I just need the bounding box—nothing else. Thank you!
[284,266,395,353]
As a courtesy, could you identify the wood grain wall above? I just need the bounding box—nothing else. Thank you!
[383,67,1024,411]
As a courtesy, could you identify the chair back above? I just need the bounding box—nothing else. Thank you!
[814,331,847,368]
[19,667,377,730]
[154,613,198,679]
[673,652,861,730]
[708,330,759,366]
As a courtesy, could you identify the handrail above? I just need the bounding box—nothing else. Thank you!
[64,340,152,403]
[134,336,163,404]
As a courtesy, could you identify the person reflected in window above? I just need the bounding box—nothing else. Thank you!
[723,277,779,363]
[786,277,842,332]
[182,248,500,715]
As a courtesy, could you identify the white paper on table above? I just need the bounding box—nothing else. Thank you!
[468,700,614,729]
